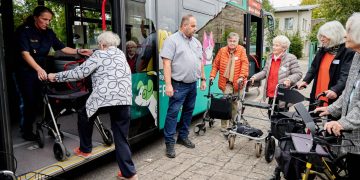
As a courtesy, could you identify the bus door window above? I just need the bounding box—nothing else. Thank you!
[125,0,158,127]
[125,0,156,73]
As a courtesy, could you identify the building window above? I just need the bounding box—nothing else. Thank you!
[303,19,307,31]
[285,17,294,30]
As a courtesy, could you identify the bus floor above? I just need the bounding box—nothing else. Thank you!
[11,112,114,178]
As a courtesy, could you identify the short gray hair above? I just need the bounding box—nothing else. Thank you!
[346,13,360,45]
[317,21,345,48]
[125,40,137,47]
[227,32,239,40]
[273,35,291,49]
[97,31,120,47]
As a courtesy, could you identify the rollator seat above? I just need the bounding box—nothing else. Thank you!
[47,91,89,100]
[242,101,270,109]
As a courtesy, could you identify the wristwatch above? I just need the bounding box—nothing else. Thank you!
[201,77,206,81]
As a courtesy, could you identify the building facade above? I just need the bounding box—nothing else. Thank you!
[274,5,318,57]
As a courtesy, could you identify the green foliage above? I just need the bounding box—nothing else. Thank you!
[13,0,37,28]
[319,0,360,25]
[309,22,325,42]
[288,32,303,59]
[262,0,275,12]
[301,0,360,24]
[300,0,322,19]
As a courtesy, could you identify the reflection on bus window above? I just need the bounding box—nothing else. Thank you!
[125,0,156,73]
[126,40,138,73]
[135,19,156,72]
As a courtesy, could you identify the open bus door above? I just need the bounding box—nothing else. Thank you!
[244,0,275,87]
[0,1,16,175]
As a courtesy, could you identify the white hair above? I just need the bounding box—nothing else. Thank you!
[317,21,345,48]
[97,31,120,47]
[273,35,291,49]
[227,32,239,40]
[346,13,360,45]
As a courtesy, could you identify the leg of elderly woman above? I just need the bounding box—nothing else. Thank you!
[77,105,95,153]
[109,105,137,178]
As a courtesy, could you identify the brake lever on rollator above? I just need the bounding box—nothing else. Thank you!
[205,79,213,98]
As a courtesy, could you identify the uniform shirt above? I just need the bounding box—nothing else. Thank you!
[17,24,65,69]
[160,31,202,83]
[55,47,132,117]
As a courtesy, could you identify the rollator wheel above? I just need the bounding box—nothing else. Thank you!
[194,123,205,135]
[53,142,67,161]
[265,136,276,163]
[199,126,206,135]
[102,129,113,146]
[228,134,235,150]
[36,128,45,148]
[255,142,262,158]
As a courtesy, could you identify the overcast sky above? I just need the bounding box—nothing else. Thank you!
[269,0,301,7]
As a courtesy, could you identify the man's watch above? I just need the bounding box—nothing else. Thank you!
[201,78,206,81]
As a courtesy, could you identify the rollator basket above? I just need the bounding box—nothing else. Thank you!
[270,112,304,139]
[209,97,232,120]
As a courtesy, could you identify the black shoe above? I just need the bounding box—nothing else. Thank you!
[176,138,195,148]
[269,167,281,180]
[22,132,38,141]
[165,143,176,158]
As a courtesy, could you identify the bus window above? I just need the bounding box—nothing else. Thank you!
[125,0,157,73]
[157,0,178,70]
[73,7,112,49]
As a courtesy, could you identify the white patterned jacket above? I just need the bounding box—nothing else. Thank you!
[55,46,132,117]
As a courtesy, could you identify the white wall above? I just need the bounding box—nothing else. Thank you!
[275,10,313,57]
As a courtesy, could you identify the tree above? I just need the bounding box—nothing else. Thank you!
[288,32,303,59]
[319,0,360,24]
[300,0,322,19]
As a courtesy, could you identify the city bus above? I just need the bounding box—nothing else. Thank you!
[0,0,274,178]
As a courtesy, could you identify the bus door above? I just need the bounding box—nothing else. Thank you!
[123,0,159,138]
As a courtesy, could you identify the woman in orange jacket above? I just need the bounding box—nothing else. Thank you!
[210,32,249,131]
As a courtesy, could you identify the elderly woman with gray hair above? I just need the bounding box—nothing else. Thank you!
[250,35,302,114]
[297,21,354,112]
[48,31,137,179]
[316,13,360,153]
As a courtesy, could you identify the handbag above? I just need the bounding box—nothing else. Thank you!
[209,97,232,119]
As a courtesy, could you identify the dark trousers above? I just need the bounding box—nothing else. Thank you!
[164,81,197,144]
[16,70,42,135]
[78,105,136,177]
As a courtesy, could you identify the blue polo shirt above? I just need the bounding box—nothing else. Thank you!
[160,31,202,83]
[17,25,66,70]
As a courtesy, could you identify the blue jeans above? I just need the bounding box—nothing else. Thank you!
[164,80,197,144]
